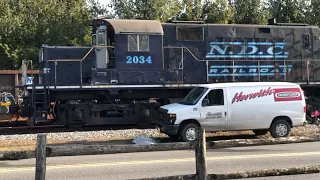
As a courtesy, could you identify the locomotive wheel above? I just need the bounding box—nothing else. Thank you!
[64,109,85,129]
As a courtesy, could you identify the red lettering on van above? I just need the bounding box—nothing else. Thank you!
[273,88,302,102]
[232,87,274,103]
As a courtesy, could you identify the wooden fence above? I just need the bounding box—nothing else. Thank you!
[34,128,208,180]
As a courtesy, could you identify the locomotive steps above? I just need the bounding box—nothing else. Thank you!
[1,134,320,160]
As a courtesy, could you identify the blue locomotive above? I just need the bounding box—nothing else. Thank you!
[16,18,320,127]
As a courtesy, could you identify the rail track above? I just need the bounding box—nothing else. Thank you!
[0,122,262,143]
[0,121,157,135]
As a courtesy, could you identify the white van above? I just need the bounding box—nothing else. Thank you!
[156,82,307,142]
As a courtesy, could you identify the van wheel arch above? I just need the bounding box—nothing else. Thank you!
[178,119,201,142]
[269,116,292,138]
[270,116,293,128]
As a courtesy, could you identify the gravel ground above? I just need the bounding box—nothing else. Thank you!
[0,124,319,152]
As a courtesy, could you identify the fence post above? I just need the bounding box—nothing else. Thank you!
[35,133,47,180]
[195,127,207,180]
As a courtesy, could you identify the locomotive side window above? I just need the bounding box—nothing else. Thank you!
[128,35,149,52]
[177,26,204,41]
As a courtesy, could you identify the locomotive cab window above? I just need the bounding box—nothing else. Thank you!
[97,32,106,45]
[176,26,204,41]
[128,35,149,51]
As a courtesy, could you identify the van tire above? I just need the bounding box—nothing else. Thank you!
[270,120,291,138]
[179,123,199,142]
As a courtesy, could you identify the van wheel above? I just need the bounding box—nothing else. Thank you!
[270,120,291,138]
[253,129,268,136]
[179,123,199,142]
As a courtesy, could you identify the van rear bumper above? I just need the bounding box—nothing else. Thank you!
[156,122,180,136]
[303,120,308,126]
[292,118,308,127]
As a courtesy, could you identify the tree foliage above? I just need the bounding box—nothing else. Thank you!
[110,0,182,22]
[0,0,109,69]
[202,0,234,24]
[268,0,310,23]
[232,0,269,24]
[307,0,320,25]
[177,0,203,21]
[0,0,319,70]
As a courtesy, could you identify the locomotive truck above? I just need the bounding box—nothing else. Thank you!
[11,18,320,128]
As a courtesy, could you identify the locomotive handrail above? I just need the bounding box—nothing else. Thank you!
[46,45,114,87]
[81,46,115,62]
[47,46,114,62]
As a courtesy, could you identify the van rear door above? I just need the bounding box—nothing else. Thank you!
[199,88,227,131]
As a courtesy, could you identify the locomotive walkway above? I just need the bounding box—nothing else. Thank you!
[0,141,319,179]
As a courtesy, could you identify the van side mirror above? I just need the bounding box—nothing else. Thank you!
[202,99,209,106]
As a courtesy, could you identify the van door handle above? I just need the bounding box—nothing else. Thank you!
[225,112,227,116]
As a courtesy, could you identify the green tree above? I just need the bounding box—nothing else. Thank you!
[110,0,182,22]
[202,0,234,24]
[306,0,320,25]
[268,0,309,23]
[232,0,268,24]
[177,0,203,21]
[0,0,109,70]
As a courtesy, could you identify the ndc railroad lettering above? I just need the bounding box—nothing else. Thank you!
[206,42,289,59]
[208,65,293,77]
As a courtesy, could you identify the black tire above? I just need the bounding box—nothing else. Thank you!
[253,129,268,136]
[269,119,291,138]
[179,123,199,142]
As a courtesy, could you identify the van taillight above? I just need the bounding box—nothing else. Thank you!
[304,106,306,112]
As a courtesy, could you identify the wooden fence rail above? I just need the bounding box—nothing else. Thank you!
[34,128,207,180]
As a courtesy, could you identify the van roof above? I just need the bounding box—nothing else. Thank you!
[197,82,299,89]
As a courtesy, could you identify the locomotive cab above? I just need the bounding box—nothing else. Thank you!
[91,18,164,84]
